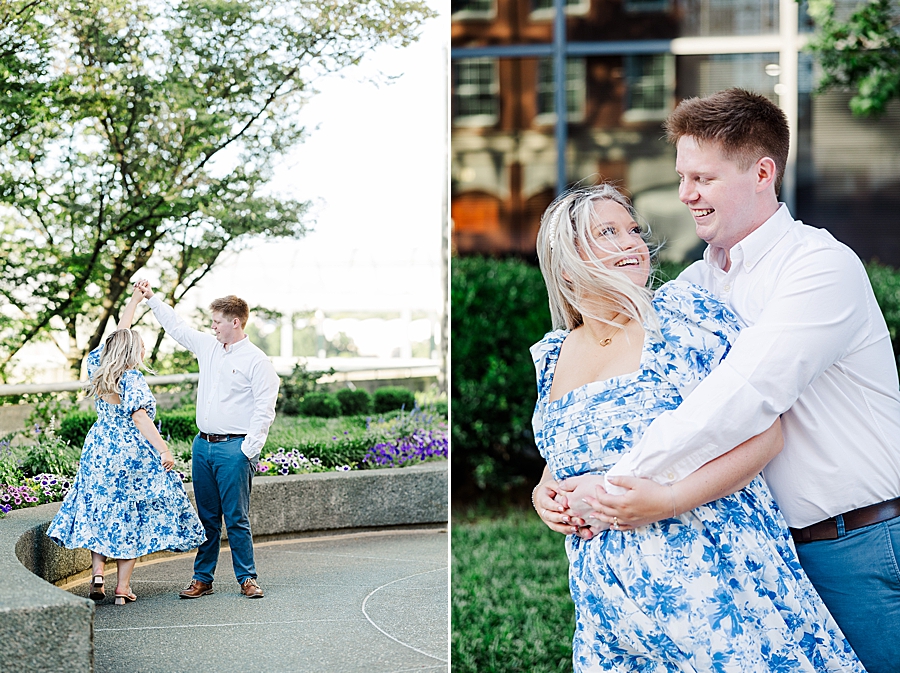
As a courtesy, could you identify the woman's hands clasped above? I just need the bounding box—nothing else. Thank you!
[571,475,678,530]
[535,472,683,536]
[533,478,584,535]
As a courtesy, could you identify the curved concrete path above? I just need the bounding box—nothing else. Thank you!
[61,528,448,673]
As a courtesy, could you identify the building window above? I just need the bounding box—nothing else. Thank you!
[624,0,669,12]
[623,54,673,122]
[530,0,590,20]
[536,58,586,123]
[451,0,496,19]
[679,0,778,36]
[678,53,780,101]
[453,58,499,127]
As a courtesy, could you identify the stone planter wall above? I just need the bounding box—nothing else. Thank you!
[0,462,447,672]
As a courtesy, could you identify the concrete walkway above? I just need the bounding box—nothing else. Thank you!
[61,528,448,673]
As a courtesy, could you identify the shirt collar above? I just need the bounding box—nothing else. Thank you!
[222,335,250,353]
[703,203,795,273]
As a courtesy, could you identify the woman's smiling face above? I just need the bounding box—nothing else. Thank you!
[580,199,651,288]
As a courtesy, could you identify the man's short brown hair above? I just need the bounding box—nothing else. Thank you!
[209,295,250,329]
[663,88,790,194]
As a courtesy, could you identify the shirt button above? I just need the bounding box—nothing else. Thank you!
[667,472,675,480]
[723,284,731,292]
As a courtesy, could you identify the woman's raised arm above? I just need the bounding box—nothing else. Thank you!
[116,287,144,330]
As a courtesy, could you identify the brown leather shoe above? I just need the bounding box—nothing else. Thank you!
[241,578,264,598]
[179,579,214,599]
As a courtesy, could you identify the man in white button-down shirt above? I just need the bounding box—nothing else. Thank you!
[534,89,900,673]
[137,282,280,600]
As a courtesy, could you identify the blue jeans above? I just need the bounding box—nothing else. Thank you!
[794,514,900,673]
[190,435,256,585]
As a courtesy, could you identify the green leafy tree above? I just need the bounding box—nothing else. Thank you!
[805,0,900,116]
[0,0,435,379]
[0,1,64,147]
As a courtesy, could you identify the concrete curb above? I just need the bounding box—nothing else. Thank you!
[0,461,447,672]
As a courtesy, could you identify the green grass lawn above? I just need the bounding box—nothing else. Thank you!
[452,507,575,673]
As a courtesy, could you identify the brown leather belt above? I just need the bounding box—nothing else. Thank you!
[198,432,247,443]
[790,497,900,544]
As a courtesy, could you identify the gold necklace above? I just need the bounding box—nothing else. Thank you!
[589,316,630,347]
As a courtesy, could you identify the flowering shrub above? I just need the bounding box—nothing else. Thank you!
[0,473,73,517]
[0,483,40,514]
[363,428,448,468]
[255,448,337,476]
[30,473,73,503]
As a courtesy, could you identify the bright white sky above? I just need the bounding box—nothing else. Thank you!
[186,1,447,318]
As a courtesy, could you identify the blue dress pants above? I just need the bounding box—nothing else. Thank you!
[794,515,900,673]
[190,435,256,585]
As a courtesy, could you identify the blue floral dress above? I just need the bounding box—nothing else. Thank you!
[531,281,863,673]
[47,345,205,558]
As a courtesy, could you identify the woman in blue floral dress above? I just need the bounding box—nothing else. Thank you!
[529,185,863,671]
[47,288,205,605]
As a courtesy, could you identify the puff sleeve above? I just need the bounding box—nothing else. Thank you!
[86,345,104,381]
[530,330,567,457]
[119,370,157,420]
[646,281,743,398]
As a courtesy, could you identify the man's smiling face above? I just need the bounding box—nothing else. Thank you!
[675,135,763,251]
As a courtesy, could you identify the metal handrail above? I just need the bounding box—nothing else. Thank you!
[0,373,201,396]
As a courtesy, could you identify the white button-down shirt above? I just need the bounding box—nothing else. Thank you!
[147,296,280,459]
[606,204,900,527]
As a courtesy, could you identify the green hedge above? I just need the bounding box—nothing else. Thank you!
[297,392,342,418]
[336,388,372,416]
[59,409,199,447]
[372,386,416,414]
[866,261,900,363]
[451,255,900,499]
[451,257,552,497]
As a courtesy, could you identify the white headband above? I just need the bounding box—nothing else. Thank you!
[546,203,566,251]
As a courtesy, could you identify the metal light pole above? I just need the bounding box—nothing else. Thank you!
[554,0,568,195]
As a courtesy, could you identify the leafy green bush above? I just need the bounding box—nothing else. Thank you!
[866,261,900,363]
[372,386,416,413]
[157,410,198,441]
[336,388,372,416]
[297,392,342,418]
[452,256,552,498]
[0,434,22,486]
[22,425,80,477]
[58,411,96,447]
[277,362,335,416]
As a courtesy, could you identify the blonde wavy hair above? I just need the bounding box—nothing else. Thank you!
[86,329,148,398]
[536,184,657,332]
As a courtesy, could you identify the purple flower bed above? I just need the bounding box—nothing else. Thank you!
[362,428,448,468]
[256,448,332,476]
[32,473,73,502]
[0,473,73,516]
